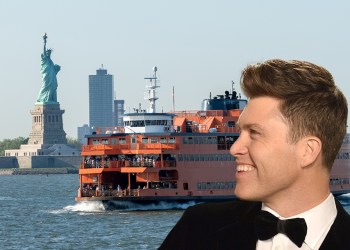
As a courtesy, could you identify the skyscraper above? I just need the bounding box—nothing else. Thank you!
[89,67,114,128]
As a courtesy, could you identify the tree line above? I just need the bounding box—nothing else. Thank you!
[0,137,82,156]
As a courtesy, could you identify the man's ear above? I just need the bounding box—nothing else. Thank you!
[300,136,322,168]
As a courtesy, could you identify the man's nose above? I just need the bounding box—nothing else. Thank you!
[230,135,247,157]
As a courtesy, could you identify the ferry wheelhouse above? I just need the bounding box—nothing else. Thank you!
[75,67,350,208]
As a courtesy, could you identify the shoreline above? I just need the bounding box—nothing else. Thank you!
[0,168,78,175]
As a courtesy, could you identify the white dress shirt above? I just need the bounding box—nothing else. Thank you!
[256,193,337,250]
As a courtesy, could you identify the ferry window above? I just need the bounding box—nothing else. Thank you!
[217,136,226,150]
[197,182,201,190]
[217,154,222,161]
[160,137,167,143]
[119,138,126,144]
[169,137,176,143]
[204,154,209,161]
[92,139,99,145]
[214,154,219,161]
[220,182,225,189]
[211,182,216,189]
[142,138,149,144]
[222,154,227,161]
[131,137,137,143]
[225,136,235,149]
[194,137,198,144]
[195,154,199,161]
[201,182,206,190]
[229,182,234,189]
[187,137,193,144]
[198,137,203,144]
[216,182,221,189]
[189,154,194,161]
[183,138,187,144]
[145,120,151,126]
[150,138,158,144]
[110,138,117,144]
[209,154,213,161]
[227,121,235,127]
[212,137,217,144]
[200,154,204,161]
[178,154,183,161]
[207,137,212,144]
[101,139,108,145]
[225,182,229,189]
[183,183,188,190]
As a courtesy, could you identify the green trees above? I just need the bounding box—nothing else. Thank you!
[66,136,82,150]
[0,137,82,156]
[0,137,29,156]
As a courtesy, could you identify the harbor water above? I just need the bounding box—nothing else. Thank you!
[0,174,349,250]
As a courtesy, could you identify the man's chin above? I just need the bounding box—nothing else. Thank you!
[234,189,260,201]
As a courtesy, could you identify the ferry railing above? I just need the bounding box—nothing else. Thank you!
[82,143,178,152]
[81,158,176,169]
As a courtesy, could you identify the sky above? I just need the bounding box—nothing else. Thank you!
[0,0,349,140]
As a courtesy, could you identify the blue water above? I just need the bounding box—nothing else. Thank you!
[0,175,349,250]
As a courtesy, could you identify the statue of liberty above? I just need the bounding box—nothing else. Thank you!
[36,33,60,104]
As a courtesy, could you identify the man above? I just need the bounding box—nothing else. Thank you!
[159,59,350,250]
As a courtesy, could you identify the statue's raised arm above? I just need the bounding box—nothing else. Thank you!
[36,33,61,104]
[43,33,47,55]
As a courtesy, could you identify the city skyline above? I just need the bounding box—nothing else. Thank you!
[0,1,349,140]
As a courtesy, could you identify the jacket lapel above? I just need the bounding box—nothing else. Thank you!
[215,202,261,250]
[319,199,350,250]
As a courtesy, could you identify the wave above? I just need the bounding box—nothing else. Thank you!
[64,201,106,213]
[0,196,16,201]
[339,193,350,198]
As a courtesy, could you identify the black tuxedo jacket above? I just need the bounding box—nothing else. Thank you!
[159,199,350,250]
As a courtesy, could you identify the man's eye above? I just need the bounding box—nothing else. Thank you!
[250,129,259,135]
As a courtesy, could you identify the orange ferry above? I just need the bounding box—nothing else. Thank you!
[75,67,350,208]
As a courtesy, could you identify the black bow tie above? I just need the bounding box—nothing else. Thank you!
[254,210,307,248]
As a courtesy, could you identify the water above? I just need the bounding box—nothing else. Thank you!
[0,175,349,250]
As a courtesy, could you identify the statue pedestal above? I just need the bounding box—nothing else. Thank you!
[28,103,67,145]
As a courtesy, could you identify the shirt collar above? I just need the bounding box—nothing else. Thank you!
[262,193,337,249]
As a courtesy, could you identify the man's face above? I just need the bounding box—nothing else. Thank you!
[230,96,302,203]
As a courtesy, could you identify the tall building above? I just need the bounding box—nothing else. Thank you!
[77,124,92,145]
[114,99,125,127]
[89,67,114,128]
